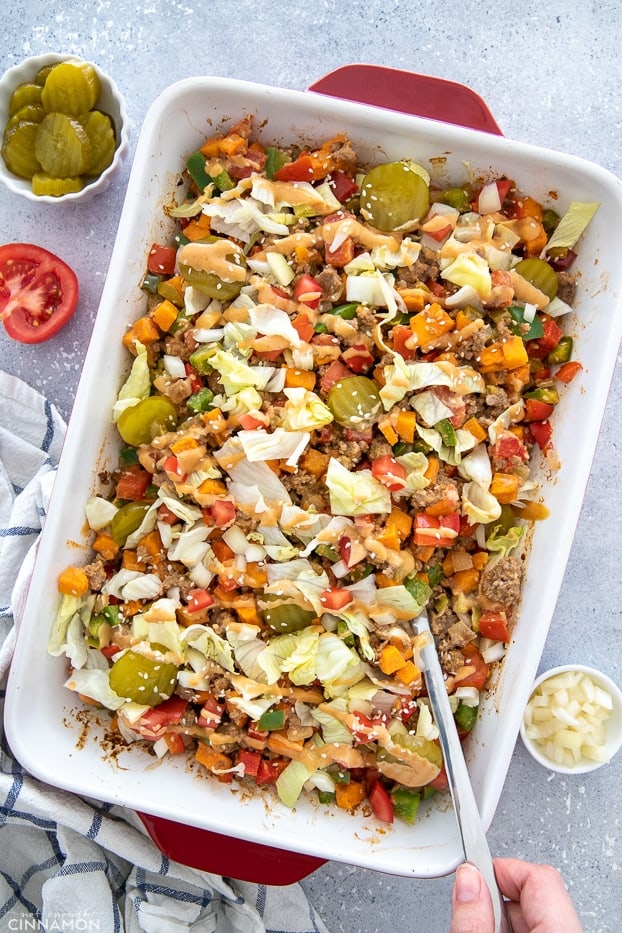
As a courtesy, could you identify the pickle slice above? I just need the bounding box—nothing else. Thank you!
[34,63,56,86]
[41,60,101,116]
[8,82,43,117]
[35,112,92,177]
[81,110,116,176]
[1,122,41,178]
[4,103,45,136]
[31,173,84,197]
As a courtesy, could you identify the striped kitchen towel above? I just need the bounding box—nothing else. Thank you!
[0,372,329,933]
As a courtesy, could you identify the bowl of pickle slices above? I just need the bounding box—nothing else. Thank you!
[0,53,129,203]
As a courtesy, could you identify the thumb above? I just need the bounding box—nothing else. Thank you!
[450,863,495,933]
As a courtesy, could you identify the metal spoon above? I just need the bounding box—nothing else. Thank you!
[413,611,513,933]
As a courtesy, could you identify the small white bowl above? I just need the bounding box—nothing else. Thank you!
[520,664,622,774]
[0,53,129,204]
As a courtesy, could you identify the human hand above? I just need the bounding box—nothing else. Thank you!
[449,858,583,933]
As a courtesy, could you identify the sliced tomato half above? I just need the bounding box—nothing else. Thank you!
[0,243,79,344]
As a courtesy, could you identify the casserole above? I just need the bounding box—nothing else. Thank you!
[5,73,622,879]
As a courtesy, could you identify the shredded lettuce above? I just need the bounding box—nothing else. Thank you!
[462,481,502,525]
[181,623,236,672]
[326,458,392,516]
[314,633,366,693]
[112,342,150,421]
[310,700,354,744]
[63,668,126,710]
[238,428,310,466]
[276,759,315,808]
[84,496,118,531]
[544,201,599,253]
[48,594,83,656]
[279,388,333,432]
[440,252,492,299]
[485,523,525,556]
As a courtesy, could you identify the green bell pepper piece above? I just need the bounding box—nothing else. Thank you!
[186,150,212,191]
[455,702,478,733]
[141,272,163,295]
[187,387,215,413]
[329,302,359,320]
[265,147,288,179]
[391,787,421,824]
[547,335,573,364]
[257,708,286,731]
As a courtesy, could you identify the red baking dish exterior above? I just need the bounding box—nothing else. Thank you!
[308,64,503,135]
[136,66,501,883]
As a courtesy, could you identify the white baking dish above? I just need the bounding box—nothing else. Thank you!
[5,75,622,879]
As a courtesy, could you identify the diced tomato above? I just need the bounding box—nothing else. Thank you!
[555,361,582,384]
[147,243,177,276]
[350,712,386,744]
[238,413,266,430]
[237,748,262,778]
[528,420,553,450]
[184,363,203,393]
[291,313,315,343]
[293,273,323,308]
[399,696,419,723]
[491,432,529,463]
[326,238,354,267]
[456,646,490,690]
[342,343,374,373]
[217,575,240,592]
[371,455,407,492]
[161,455,187,482]
[427,765,449,793]
[528,315,563,358]
[320,587,353,611]
[100,645,121,659]
[246,722,270,743]
[198,695,225,727]
[425,222,453,243]
[186,588,216,613]
[478,610,509,642]
[274,154,316,182]
[163,733,186,755]
[524,398,555,422]
[391,324,416,360]
[328,170,358,202]
[136,696,188,740]
[253,348,283,361]
[0,243,79,344]
[495,178,514,203]
[206,499,237,527]
[369,781,394,824]
[425,279,447,298]
[320,359,350,393]
[116,466,152,501]
[157,503,180,525]
[255,758,288,785]
[414,512,460,547]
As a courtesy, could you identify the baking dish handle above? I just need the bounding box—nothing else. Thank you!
[307,64,503,135]
[137,811,326,884]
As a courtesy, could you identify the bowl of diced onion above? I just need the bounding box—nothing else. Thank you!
[520,665,622,774]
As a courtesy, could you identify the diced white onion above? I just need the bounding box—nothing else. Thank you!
[522,302,537,323]
[153,737,170,758]
[162,354,187,379]
[481,640,506,664]
[192,328,226,343]
[523,669,615,768]
[478,181,502,214]
[454,686,480,707]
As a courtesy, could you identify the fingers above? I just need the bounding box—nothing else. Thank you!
[493,858,583,932]
[449,863,495,933]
